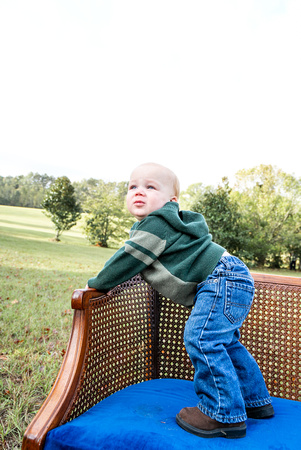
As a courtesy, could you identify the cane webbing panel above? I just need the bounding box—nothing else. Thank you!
[64,275,300,425]
[66,275,156,423]
[240,280,301,401]
[156,295,194,380]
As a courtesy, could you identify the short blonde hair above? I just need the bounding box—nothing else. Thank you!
[133,163,180,198]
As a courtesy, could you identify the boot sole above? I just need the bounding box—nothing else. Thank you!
[176,414,246,439]
[246,403,274,419]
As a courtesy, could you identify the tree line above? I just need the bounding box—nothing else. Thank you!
[0,173,55,208]
[1,165,300,269]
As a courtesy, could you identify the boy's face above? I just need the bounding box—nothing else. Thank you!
[127,164,178,221]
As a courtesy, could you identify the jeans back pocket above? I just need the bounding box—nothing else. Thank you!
[224,280,254,324]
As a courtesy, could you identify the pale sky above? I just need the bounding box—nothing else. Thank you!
[1,0,300,190]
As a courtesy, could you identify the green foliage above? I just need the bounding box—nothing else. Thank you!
[83,180,135,247]
[0,173,55,208]
[179,182,206,210]
[72,178,100,208]
[42,177,81,241]
[190,178,245,256]
[180,165,301,269]
[232,165,301,267]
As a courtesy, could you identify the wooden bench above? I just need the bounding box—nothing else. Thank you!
[22,272,301,449]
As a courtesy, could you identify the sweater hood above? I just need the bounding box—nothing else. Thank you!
[147,202,210,239]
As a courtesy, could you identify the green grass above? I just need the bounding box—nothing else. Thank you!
[251,267,300,277]
[0,205,300,449]
[0,206,115,449]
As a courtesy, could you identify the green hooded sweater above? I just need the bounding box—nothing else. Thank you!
[88,202,225,308]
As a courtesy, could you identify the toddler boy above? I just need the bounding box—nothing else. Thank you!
[87,162,273,439]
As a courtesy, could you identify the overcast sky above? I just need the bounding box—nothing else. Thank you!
[1,0,300,190]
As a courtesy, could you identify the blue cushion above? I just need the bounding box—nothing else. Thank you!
[45,378,301,449]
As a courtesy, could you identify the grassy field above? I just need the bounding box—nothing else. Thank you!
[0,205,300,449]
[0,205,116,449]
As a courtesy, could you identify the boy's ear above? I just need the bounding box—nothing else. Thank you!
[170,196,178,203]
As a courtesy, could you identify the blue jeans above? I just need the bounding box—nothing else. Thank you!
[184,255,271,423]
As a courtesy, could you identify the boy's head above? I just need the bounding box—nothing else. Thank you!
[127,162,180,221]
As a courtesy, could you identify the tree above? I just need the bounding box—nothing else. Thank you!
[190,178,244,255]
[232,165,301,267]
[83,180,134,247]
[42,176,81,241]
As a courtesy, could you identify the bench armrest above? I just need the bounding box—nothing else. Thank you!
[22,289,104,450]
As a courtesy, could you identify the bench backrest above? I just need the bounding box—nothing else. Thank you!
[66,272,301,424]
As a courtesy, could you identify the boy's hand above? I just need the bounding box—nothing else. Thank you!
[85,284,97,290]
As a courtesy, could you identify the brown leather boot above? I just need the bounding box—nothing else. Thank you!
[176,407,246,439]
